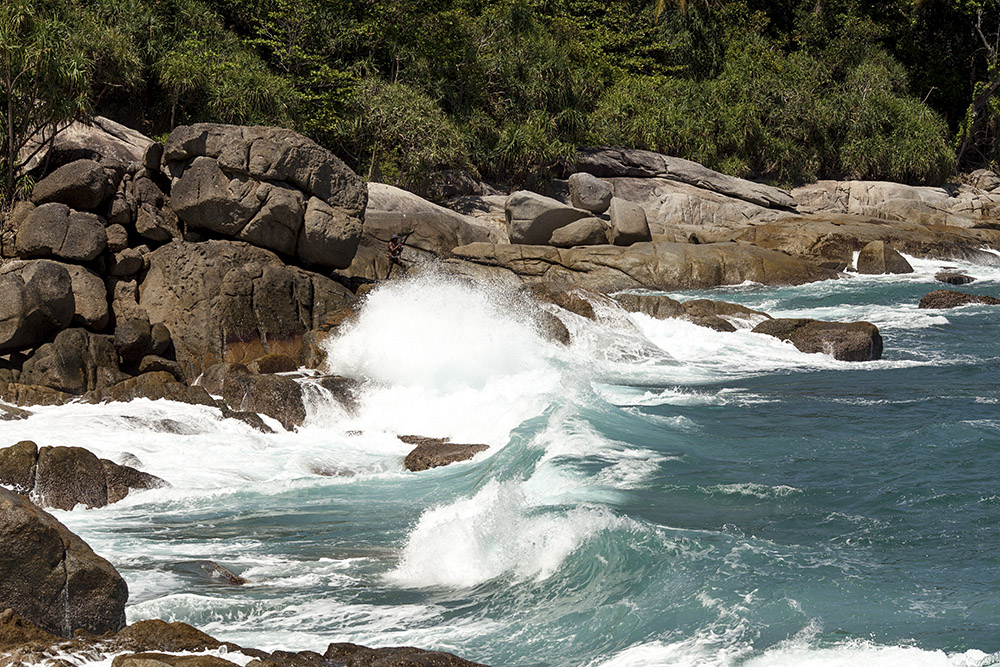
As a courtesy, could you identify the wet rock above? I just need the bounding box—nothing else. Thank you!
[82,372,217,407]
[0,382,72,407]
[200,561,248,585]
[21,328,126,395]
[324,642,488,667]
[523,282,598,320]
[534,309,570,345]
[402,436,489,472]
[113,619,223,653]
[248,354,299,374]
[195,363,306,431]
[918,289,1000,309]
[0,487,128,636]
[0,440,38,493]
[0,404,30,421]
[101,459,168,504]
[30,159,115,211]
[34,445,108,510]
[934,272,974,285]
[752,318,883,361]
[139,240,355,380]
[113,654,239,667]
[568,172,612,214]
[855,240,913,274]
[16,203,107,262]
[616,293,770,331]
[57,262,110,331]
[0,260,74,354]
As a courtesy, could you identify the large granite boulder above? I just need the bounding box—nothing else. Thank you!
[453,241,837,292]
[575,147,797,209]
[607,197,651,246]
[52,262,109,331]
[30,159,116,211]
[20,328,126,395]
[504,191,590,245]
[163,124,366,269]
[15,203,107,262]
[568,172,612,213]
[0,487,128,637]
[855,240,913,274]
[0,440,38,493]
[752,318,883,361]
[365,182,496,254]
[918,289,1000,309]
[0,260,75,354]
[139,240,355,380]
[18,116,152,175]
[549,217,609,247]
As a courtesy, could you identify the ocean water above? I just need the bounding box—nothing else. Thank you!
[3,255,1000,667]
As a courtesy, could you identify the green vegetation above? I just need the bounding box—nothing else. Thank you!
[2,0,999,204]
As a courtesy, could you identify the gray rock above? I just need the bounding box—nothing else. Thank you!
[296,196,362,268]
[239,181,306,256]
[135,204,181,243]
[0,486,128,637]
[549,217,609,247]
[935,272,974,285]
[575,147,797,209]
[19,115,151,175]
[170,156,259,236]
[101,458,167,504]
[138,356,185,382]
[856,240,913,274]
[20,328,126,395]
[109,247,146,276]
[504,191,590,245]
[0,440,38,493]
[195,363,307,431]
[56,262,109,331]
[115,317,152,363]
[16,203,107,262]
[918,289,1000,309]
[607,197,651,246]
[401,436,489,472]
[568,172,612,213]
[143,142,164,172]
[30,159,115,211]
[0,260,75,354]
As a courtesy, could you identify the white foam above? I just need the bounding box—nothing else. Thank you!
[384,479,619,589]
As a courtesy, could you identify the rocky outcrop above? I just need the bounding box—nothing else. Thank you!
[615,293,770,331]
[195,363,308,431]
[504,191,590,245]
[453,241,837,293]
[163,123,366,268]
[0,487,128,637]
[0,260,75,354]
[0,441,167,510]
[20,328,127,395]
[15,203,107,262]
[752,318,883,361]
[139,240,356,380]
[402,437,490,471]
[574,147,797,209]
[855,240,913,274]
[30,159,117,211]
[918,289,1000,309]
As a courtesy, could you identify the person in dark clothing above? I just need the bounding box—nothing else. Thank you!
[386,233,408,278]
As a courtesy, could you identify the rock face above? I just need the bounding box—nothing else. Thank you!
[0,486,128,637]
[856,240,913,274]
[401,436,489,471]
[139,240,355,380]
[0,441,166,510]
[752,318,883,361]
[568,172,612,213]
[30,159,115,211]
[20,328,126,395]
[575,147,797,209]
[918,289,1000,309]
[15,203,107,262]
[505,191,590,244]
[163,123,366,269]
[453,241,837,293]
[0,260,75,354]
[195,363,307,431]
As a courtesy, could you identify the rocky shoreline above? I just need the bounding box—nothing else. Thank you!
[3,117,1000,665]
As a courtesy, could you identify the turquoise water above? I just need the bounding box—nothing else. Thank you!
[3,254,1000,666]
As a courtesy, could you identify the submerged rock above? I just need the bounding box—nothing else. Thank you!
[615,293,769,331]
[934,272,975,285]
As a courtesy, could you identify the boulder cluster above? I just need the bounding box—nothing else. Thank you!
[1,122,365,430]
